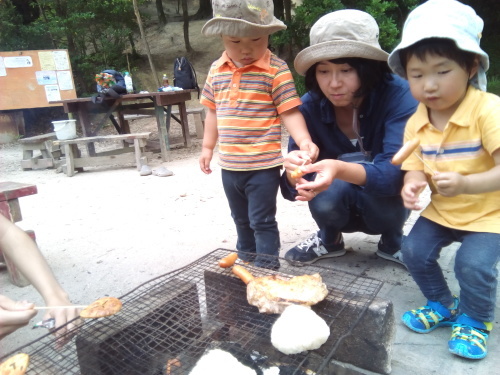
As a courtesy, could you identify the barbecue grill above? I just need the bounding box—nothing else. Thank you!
[0,249,389,374]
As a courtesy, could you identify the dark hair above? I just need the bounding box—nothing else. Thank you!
[304,58,393,99]
[399,38,477,75]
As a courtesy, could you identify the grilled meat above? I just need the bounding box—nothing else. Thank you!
[246,273,328,314]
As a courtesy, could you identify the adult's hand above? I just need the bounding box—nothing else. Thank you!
[0,295,36,339]
[294,160,338,201]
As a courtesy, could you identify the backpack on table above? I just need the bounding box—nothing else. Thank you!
[93,70,127,103]
[96,70,127,97]
[173,57,200,97]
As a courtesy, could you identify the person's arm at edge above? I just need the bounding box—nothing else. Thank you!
[0,214,77,342]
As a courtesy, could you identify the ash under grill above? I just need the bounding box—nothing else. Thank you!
[1,249,387,374]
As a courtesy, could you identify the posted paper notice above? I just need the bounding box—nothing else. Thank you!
[0,57,6,76]
[56,71,74,90]
[53,51,70,70]
[4,56,33,68]
[39,51,56,71]
[36,71,57,85]
[45,84,61,102]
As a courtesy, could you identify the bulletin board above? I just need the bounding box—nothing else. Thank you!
[0,49,77,110]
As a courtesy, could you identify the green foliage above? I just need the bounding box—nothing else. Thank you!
[272,0,345,53]
[272,0,420,72]
[488,76,500,96]
[0,0,142,94]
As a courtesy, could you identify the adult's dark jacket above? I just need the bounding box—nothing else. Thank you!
[280,74,418,199]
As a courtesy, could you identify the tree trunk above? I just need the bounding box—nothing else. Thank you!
[192,0,212,20]
[128,33,140,59]
[156,0,167,26]
[34,0,56,48]
[132,0,161,88]
[284,0,292,22]
[274,0,284,19]
[181,0,193,53]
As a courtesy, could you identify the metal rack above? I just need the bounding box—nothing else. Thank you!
[0,249,383,374]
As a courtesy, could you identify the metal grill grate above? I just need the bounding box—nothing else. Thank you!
[1,249,383,374]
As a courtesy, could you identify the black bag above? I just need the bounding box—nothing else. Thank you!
[173,57,200,97]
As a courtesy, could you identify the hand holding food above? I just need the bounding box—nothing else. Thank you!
[290,167,305,179]
[391,138,420,165]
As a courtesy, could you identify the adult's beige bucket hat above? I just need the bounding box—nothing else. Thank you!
[294,9,388,76]
[202,0,286,37]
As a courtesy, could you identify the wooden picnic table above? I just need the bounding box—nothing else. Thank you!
[50,90,196,161]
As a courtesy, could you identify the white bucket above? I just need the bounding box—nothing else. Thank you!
[52,119,77,140]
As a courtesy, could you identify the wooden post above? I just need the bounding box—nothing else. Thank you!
[132,0,161,89]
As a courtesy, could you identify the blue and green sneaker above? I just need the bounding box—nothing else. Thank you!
[448,314,491,360]
[402,296,459,333]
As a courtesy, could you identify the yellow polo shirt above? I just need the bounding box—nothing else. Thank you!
[402,86,500,233]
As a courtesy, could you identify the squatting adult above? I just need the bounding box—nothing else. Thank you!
[280,10,418,266]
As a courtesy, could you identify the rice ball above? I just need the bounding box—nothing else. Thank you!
[189,349,256,375]
[271,304,330,355]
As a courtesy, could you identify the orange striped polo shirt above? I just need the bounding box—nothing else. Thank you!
[200,49,302,171]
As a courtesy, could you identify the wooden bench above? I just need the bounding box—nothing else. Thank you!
[18,132,61,170]
[53,132,152,177]
[123,107,205,139]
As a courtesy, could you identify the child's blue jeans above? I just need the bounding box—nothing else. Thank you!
[221,167,281,268]
[402,216,500,322]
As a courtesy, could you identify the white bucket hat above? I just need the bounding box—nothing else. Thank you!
[388,0,489,91]
[294,10,389,76]
[201,0,286,37]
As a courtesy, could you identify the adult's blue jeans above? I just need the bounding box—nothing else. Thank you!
[403,216,500,322]
[221,167,281,268]
[309,179,408,254]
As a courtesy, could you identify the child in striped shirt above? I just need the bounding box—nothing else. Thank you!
[198,0,318,269]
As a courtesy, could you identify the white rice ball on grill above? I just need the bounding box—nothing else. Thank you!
[271,304,330,355]
[189,349,256,375]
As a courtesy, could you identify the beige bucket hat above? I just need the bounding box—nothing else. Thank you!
[294,9,388,76]
[202,0,286,37]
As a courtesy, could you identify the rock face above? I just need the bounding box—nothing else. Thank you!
[318,297,396,375]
